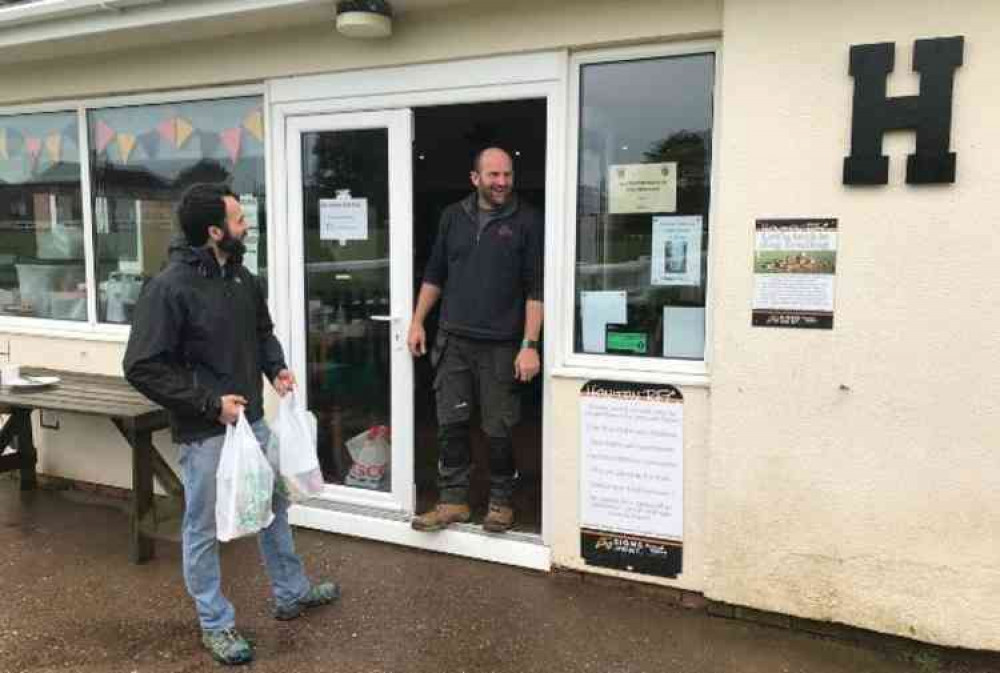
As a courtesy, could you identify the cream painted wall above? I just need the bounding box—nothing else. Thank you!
[706,0,1000,650]
[0,0,721,105]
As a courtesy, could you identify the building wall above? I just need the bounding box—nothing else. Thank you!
[705,0,1000,650]
[3,0,997,653]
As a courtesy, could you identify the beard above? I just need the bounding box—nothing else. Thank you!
[218,228,246,258]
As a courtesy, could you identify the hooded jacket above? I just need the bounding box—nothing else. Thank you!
[422,193,544,341]
[123,239,286,443]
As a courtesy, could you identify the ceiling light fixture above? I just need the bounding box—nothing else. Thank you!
[336,0,393,39]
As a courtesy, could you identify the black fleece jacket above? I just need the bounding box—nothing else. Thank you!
[123,239,286,443]
[423,193,544,341]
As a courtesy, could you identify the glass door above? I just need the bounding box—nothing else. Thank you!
[286,109,414,513]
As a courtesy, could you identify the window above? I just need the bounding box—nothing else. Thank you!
[0,111,86,321]
[89,96,266,324]
[573,51,715,362]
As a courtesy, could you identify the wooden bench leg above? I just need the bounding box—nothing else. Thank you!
[130,428,156,564]
[114,418,155,564]
[14,409,36,491]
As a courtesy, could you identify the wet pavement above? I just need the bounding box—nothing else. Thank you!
[1,478,997,673]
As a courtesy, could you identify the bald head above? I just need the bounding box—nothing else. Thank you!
[471,147,514,209]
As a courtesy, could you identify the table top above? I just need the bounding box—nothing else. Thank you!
[0,368,166,423]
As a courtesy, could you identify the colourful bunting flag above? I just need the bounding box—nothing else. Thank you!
[25,137,42,162]
[157,118,176,146]
[243,109,264,143]
[220,127,242,164]
[45,133,62,162]
[176,117,194,149]
[96,121,115,154]
[117,133,137,164]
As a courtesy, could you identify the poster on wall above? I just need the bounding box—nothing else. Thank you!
[651,215,702,286]
[579,380,684,578]
[608,162,677,214]
[320,196,368,244]
[752,218,838,329]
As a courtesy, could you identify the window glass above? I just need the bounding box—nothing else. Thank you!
[89,96,266,324]
[574,54,714,360]
[0,111,86,321]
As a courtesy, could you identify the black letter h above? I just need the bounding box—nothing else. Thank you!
[844,36,964,185]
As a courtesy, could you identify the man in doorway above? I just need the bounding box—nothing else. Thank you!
[124,184,338,666]
[407,147,544,534]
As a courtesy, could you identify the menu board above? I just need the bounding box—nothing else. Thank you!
[580,380,684,578]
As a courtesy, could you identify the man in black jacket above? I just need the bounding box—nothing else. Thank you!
[407,147,543,534]
[124,184,336,666]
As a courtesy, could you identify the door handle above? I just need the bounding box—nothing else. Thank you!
[370,315,406,350]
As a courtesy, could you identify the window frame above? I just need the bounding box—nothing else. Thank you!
[553,40,721,386]
[0,83,266,341]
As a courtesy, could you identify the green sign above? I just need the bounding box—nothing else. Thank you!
[606,331,647,354]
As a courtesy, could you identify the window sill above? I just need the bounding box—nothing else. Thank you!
[0,318,129,343]
[549,363,710,388]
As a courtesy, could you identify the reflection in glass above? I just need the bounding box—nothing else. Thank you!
[302,129,392,491]
[575,54,715,360]
[0,112,86,321]
[89,96,266,324]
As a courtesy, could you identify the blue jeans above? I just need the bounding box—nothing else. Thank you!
[178,419,311,632]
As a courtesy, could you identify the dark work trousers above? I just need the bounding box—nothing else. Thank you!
[432,331,521,506]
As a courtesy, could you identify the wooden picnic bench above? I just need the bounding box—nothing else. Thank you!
[0,367,179,564]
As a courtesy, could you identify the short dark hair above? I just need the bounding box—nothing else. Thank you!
[472,146,512,173]
[177,183,234,246]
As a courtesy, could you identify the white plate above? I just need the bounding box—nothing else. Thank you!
[9,376,60,388]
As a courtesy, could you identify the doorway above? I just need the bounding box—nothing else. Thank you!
[412,100,547,536]
[272,51,564,569]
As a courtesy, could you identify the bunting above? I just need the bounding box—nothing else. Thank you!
[220,127,242,164]
[25,137,42,163]
[176,117,194,149]
[156,118,176,146]
[0,105,262,165]
[117,133,137,164]
[96,121,115,154]
[242,108,264,143]
[45,133,62,162]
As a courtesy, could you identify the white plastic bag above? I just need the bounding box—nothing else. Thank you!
[344,425,391,491]
[216,410,275,542]
[274,391,324,502]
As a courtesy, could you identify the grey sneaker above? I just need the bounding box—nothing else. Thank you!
[274,581,341,621]
[201,628,254,666]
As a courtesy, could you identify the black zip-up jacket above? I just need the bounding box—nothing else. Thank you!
[123,239,286,443]
[423,193,544,341]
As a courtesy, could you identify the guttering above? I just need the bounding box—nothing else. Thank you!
[0,0,329,55]
[0,0,164,29]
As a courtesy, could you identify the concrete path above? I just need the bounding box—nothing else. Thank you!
[1,480,995,673]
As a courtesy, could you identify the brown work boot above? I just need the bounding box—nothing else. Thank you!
[411,503,471,532]
[482,503,514,533]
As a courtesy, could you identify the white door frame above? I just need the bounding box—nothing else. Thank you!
[268,51,567,570]
[285,109,415,514]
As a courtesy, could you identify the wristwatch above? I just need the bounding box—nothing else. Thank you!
[520,339,539,350]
